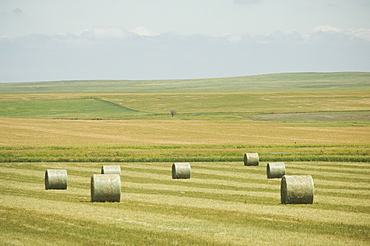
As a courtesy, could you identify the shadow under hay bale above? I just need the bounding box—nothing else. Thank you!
[101,165,121,175]
[91,174,121,202]
[45,169,68,190]
[281,175,314,204]
[244,153,259,166]
[172,163,191,179]
[267,162,286,179]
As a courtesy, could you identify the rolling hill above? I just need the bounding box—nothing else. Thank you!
[0,72,369,93]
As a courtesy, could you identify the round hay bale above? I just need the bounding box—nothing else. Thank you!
[91,174,121,202]
[45,169,68,190]
[281,175,314,204]
[101,165,121,175]
[267,162,286,179]
[172,163,191,179]
[244,153,259,166]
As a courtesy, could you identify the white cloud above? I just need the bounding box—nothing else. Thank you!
[226,35,242,43]
[313,25,370,41]
[76,27,129,40]
[131,26,159,36]
[348,28,370,41]
[215,33,242,43]
[313,25,343,33]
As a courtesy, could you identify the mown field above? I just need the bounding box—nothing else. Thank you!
[0,72,369,245]
[1,161,369,245]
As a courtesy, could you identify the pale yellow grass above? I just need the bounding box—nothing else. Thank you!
[0,117,369,146]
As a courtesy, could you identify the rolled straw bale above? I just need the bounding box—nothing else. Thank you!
[172,163,191,179]
[281,175,314,204]
[267,162,286,179]
[244,153,259,166]
[101,165,121,175]
[45,169,68,190]
[91,174,121,202]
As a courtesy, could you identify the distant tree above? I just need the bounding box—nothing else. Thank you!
[170,109,177,117]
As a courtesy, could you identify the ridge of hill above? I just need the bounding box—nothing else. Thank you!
[0,72,369,93]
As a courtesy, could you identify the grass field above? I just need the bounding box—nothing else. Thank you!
[1,161,369,245]
[0,72,369,245]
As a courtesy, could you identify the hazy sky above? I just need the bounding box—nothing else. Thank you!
[1,0,370,82]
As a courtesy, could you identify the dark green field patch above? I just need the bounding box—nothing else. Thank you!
[0,98,149,119]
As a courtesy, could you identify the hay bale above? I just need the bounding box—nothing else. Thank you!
[267,162,286,179]
[281,175,314,204]
[172,163,191,179]
[45,169,68,190]
[101,165,121,175]
[91,174,121,202]
[244,153,259,166]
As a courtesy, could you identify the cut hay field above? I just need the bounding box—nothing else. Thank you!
[0,72,369,245]
[1,161,369,245]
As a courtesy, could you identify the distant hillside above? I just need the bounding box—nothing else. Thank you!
[0,72,369,93]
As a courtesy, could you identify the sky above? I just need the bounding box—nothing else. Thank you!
[1,0,370,83]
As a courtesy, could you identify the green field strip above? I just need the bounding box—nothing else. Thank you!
[1,146,368,162]
[316,204,369,215]
[285,167,370,181]
[315,189,370,202]
[297,172,369,183]
[313,180,370,192]
[314,195,370,209]
[285,165,370,175]
[284,160,370,167]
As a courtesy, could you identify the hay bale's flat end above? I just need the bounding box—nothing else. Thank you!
[281,175,314,204]
[244,153,259,166]
[267,162,285,179]
[101,165,121,175]
[45,169,68,190]
[91,174,121,202]
[172,163,191,179]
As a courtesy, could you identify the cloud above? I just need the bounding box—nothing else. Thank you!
[313,25,342,33]
[1,26,369,82]
[12,8,23,14]
[131,26,159,36]
[313,25,370,41]
[347,28,370,41]
[76,27,130,40]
